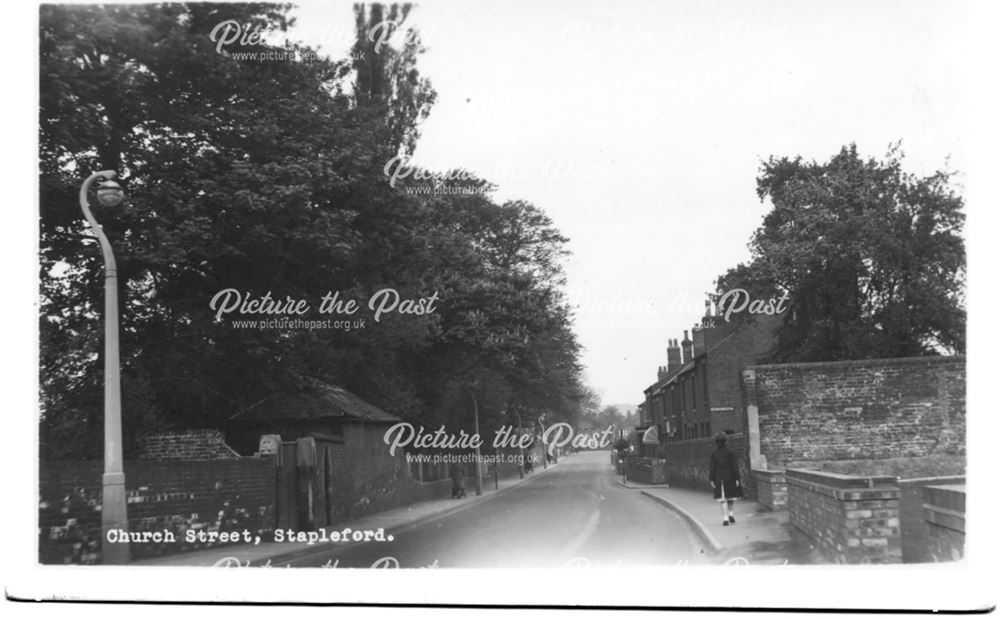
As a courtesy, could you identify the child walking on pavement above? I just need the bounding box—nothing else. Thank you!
[709,432,743,526]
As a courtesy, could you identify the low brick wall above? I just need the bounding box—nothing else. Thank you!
[899,476,965,563]
[923,484,966,562]
[39,458,275,564]
[786,469,901,564]
[753,469,787,511]
[137,430,242,460]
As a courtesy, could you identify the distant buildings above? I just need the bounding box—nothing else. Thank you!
[641,303,781,457]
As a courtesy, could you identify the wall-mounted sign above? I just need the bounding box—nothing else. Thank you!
[710,406,735,412]
[259,434,281,455]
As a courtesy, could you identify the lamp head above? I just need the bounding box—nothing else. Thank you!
[96,179,125,207]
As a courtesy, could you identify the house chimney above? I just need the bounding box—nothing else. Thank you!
[693,325,706,358]
[681,330,693,364]
[657,365,667,381]
[702,294,719,328]
[666,339,681,374]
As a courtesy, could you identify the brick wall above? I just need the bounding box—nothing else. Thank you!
[137,430,242,460]
[659,434,753,497]
[745,356,965,470]
[324,423,434,521]
[753,469,787,511]
[39,458,275,564]
[786,469,901,564]
[923,483,966,562]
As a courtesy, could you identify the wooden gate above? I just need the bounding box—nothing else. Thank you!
[275,434,343,531]
[276,441,298,529]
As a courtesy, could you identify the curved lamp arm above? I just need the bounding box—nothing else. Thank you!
[78,170,119,276]
[79,169,130,564]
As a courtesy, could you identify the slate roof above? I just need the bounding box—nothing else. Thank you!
[231,383,402,425]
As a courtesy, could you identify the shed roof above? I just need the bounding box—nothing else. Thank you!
[232,383,402,425]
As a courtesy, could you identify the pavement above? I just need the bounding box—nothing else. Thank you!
[135,451,816,567]
[635,485,824,564]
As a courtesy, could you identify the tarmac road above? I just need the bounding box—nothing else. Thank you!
[276,451,701,568]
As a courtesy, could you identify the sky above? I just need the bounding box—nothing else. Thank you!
[285,0,966,405]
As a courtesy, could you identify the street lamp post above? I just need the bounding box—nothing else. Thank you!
[79,170,129,564]
[467,386,483,496]
[511,411,524,479]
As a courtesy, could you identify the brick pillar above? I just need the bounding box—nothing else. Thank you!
[753,469,787,511]
[740,369,765,470]
[786,469,901,564]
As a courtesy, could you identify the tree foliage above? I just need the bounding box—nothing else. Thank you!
[39,3,587,459]
[714,144,965,362]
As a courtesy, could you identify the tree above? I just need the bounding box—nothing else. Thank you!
[351,3,436,158]
[714,143,965,362]
[40,3,308,456]
[39,3,586,458]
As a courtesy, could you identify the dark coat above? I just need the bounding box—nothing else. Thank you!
[708,446,743,500]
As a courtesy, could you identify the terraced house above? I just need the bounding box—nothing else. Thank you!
[641,305,781,457]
